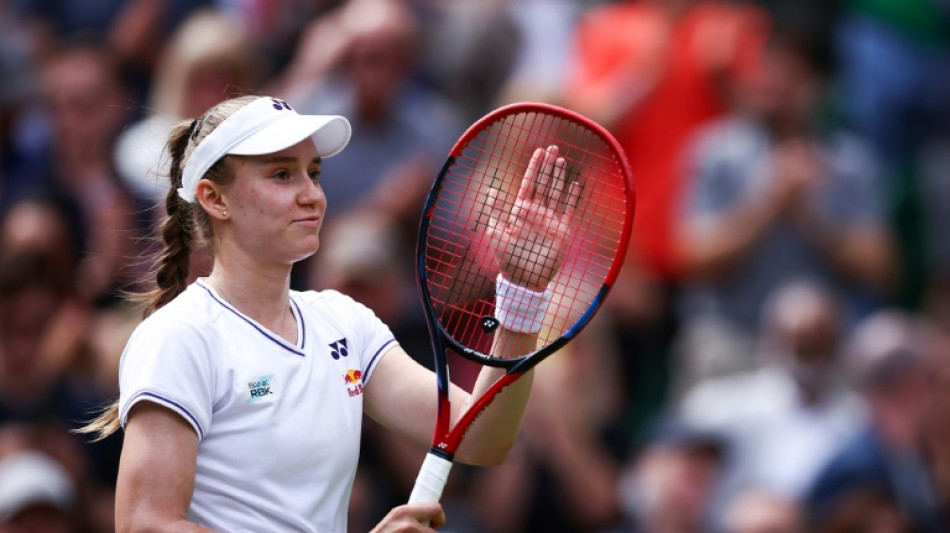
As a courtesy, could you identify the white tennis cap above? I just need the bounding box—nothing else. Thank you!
[0,451,75,520]
[179,96,352,203]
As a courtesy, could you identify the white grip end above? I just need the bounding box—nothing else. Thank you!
[408,452,454,504]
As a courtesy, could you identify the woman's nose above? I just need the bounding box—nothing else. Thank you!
[300,176,326,205]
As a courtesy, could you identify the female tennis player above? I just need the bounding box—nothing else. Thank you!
[81,95,574,532]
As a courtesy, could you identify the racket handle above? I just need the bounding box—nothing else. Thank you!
[408,451,454,504]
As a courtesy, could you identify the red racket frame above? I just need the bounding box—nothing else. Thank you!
[416,101,635,456]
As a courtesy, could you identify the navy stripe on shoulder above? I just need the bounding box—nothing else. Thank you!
[365,338,398,380]
[127,391,205,439]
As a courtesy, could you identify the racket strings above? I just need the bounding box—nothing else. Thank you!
[424,111,629,360]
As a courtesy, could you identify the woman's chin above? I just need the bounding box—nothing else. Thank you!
[289,241,320,264]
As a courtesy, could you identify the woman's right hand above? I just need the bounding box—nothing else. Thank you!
[369,502,446,532]
[486,145,579,292]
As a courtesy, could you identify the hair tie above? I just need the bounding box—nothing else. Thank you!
[189,117,203,141]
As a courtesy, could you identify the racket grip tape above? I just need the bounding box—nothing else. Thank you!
[408,451,454,504]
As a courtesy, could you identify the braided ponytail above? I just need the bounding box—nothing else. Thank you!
[76,123,196,440]
[78,96,256,440]
[132,97,256,316]
[143,122,197,316]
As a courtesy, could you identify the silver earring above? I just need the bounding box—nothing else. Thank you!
[222,210,228,217]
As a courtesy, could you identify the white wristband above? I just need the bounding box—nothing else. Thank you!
[494,274,551,333]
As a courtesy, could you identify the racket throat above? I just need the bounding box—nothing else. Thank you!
[427,445,455,462]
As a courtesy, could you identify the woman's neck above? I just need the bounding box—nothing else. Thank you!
[204,253,296,341]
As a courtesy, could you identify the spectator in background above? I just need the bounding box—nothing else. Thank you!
[114,9,262,205]
[497,0,581,107]
[594,246,681,460]
[563,0,769,279]
[816,489,915,533]
[213,0,341,82]
[0,201,86,429]
[16,0,211,103]
[833,0,950,315]
[680,279,865,519]
[806,310,949,532]
[673,25,896,389]
[273,0,464,216]
[0,197,82,296]
[0,422,114,533]
[561,0,768,453]
[0,1,44,217]
[924,328,950,528]
[0,251,81,426]
[918,138,950,331]
[834,0,950,170]
[417,0,522,124]
[722,488,803,533]
[37,44,147,305]
[0,449,77,533]
[608,417,726,533]
[470,314,627,533]
[0,198,125,489]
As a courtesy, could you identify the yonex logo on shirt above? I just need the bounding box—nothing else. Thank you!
[246,375,275,403]
[329,338,348,359]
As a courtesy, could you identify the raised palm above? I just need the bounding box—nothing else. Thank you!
[486,146,580,291]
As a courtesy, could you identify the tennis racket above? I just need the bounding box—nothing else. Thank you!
[408,102,635,506]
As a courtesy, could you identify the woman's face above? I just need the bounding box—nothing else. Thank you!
[216,138,327,266]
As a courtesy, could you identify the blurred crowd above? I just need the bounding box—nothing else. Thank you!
[0,0,948,531]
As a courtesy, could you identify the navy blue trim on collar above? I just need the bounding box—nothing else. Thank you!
[196,282,306,357]
[290,297,306,351]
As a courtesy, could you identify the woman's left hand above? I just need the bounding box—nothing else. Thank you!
[486,145,580,291]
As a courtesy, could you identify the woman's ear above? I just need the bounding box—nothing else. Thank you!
[196,180,229,220]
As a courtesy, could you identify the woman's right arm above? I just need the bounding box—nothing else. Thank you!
[116,403,219,533]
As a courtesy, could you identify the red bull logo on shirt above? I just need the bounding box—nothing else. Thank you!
[344,369,363,397]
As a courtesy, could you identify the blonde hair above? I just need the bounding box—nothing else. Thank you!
[78,96,257,440]
[152,10,260,117]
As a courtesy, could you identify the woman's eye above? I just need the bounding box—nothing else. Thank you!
[308,169,321,181]
[274,170,291,181]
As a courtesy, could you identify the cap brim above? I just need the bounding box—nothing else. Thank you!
[228,114,351,158]
[0,452,75,520]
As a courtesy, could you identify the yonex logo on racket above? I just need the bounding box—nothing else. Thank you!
[481,316,500,333]
[329,338,349,359]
